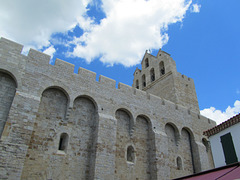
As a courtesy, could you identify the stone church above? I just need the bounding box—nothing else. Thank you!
[0,37,215,180]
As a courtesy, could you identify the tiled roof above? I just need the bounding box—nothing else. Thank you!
[173,162,240,180]
[203,113,240,137]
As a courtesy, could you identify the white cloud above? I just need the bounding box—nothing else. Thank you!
[43,46,56,58]
[69,0,194,66]
[0,0,199,67]
[190,3,201,13]
[0,0,91,52]
[200,100,240,125]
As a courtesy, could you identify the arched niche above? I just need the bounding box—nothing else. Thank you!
[115,108,134,179]
[72,95,98,127]
[165,122,180,173]
[37,83,71,104]
[39,87,69,120]
[134,115,157,180]
[0,69,18,88]
[181,127,199,173]
[21,87,69,179]
[0,71,17,136]
[177,156,183,170]
[72,95,98,179]
[165,122,180,146]
[115,108,134,136]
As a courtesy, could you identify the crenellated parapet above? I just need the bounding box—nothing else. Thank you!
[0,37,208,120]
[0,37,210,120]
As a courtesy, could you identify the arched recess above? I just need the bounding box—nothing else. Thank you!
[115,108,134,136]
[160,61,165,75]
[0,69,18,88]
[0,71,17,136]
[38,85,71,104]
[39,87,68,120]
[134,115,157,180]
[177,156,183,170]
[181,127,200,174]
[165,123,180,172]
[72,95,98,180]
[21,87,69,179]
[165,123,180,146]
[114,108,134,179]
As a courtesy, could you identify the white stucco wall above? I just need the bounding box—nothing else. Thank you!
[209,123,240,168]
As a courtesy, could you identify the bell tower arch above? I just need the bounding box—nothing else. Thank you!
[133,49,199,112]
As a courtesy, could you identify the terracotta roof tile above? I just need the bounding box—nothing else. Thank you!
[203,113,240,137]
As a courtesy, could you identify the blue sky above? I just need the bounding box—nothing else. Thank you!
[0,0,239,124]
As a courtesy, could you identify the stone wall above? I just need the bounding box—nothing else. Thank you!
[0,37,216,180]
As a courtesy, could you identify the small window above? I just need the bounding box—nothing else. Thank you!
[145,58,149,68]
[127,146,135,163]
[58,133,69,152]
[177,156,182,170]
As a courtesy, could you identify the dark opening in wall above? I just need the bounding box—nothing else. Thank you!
[145,58,149,68]
[136,80,139,89]
[58,133,69,152]
[127,145,135,163]
[150,68,155,82]
[177,156,183,170]
[142,74,146,87]
[160,61,165,75]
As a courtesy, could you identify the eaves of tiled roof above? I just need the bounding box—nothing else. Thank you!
[203,113,240,137]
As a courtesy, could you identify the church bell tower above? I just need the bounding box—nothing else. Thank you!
[133,49,199,112]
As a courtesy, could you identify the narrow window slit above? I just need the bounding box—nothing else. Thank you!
[58,133,69,152]
[127,145,135,163]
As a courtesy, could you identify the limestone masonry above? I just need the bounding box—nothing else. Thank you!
[0,37,216,180]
